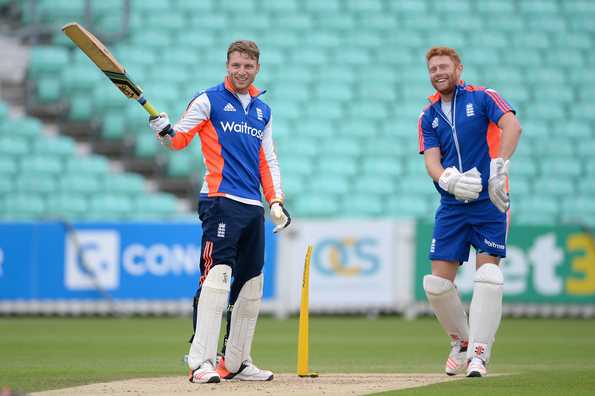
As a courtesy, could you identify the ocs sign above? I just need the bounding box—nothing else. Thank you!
[313,238,380,277]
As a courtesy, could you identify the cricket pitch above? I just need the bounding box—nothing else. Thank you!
[31,373,461,395]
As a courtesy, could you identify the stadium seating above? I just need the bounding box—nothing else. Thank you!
[0,100,185,220]
[15,0,595,227]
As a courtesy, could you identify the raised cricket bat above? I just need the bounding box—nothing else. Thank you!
[61,22,173,136]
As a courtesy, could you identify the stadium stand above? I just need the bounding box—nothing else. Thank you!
[3,0,594,226]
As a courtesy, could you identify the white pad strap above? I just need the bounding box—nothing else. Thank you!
[187,264,231,369]
[468,263,503,363]
[423,275,469,342]
[224,273,263,373]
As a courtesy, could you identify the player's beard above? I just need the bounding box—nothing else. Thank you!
[431,72,458,96]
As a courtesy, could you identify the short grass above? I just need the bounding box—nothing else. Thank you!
[1,316,594,395]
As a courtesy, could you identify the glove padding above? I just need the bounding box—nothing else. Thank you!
[270,202,291,233]
[149,112,173,138]
[489,158,510,213]
[439,166,482,201]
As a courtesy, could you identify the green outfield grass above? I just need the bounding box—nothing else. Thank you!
[1,316,594,395]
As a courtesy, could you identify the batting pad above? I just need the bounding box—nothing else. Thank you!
[225,273,264,373]
[423,275,469,342]
[187,264,231,370]
[468,263,503,363]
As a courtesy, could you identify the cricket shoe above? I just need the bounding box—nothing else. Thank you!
[216,355,273,381]
[466,357,487,377]
[445,339,468,376]
[188,360,221,384]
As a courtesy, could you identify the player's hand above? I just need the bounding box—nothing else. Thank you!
[489,158,510,212]
[270,202,291,233]
[439,166,482,201]
[149,112,173,137]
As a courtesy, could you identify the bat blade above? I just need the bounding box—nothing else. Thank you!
[62,22,144,101]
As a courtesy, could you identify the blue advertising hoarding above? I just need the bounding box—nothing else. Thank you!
[0,221,277,301]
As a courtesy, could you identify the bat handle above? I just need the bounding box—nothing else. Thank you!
[138,96,175,137]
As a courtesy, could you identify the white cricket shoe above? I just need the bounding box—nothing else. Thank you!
[466,357,487,377]
[188,360,221,384]
[216,356,273,381]
[445,339,468,376]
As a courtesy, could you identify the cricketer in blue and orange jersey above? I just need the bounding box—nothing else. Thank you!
[417,47,521,378]
[149,41,289,384]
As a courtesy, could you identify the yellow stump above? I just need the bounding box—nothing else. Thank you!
[297,245,318,377]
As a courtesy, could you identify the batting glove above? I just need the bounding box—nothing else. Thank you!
[439,166,483,202]
[149,112,174,138]
[488,158,510,213]
[270,202,291,233]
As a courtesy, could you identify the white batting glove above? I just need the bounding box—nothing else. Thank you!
[149,112,173,137]
[489,158,510,213]
[270,202,291,233]
[439,166,483,201]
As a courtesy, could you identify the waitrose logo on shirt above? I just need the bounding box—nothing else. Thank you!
[220,121,263,140]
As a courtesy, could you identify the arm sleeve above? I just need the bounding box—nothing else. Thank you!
[483,88,515,124]
[418,110,439,154]
[258,115,284,205]
[170,93,211,150]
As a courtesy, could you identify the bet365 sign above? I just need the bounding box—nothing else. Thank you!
[415,225,595,303]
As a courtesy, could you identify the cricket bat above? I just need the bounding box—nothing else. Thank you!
[61,22,173,136]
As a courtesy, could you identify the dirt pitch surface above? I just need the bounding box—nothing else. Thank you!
[32,373,461,395]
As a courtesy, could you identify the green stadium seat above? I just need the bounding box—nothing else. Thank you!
[346,0,383,12]
[320,14,357,31]
[540,159,582,177]
[292,119,334,139]
[315,83,353,102]
[527,16,566,33]
[133,193,180,219]
[553,121,591,138]
[20,155,62,174]
[16,173,57,194]
[0,156,18,175]
[1,117,43,138]
[359,14,398,31]
[293,193,340,217]
[0,178,13,194]
[515,196,559,214]
[304,101,343,119]
[135,134,159,158]
[65,155,110,175]
[318,158,358,176]
[386,196,431,218]
[352,101,388,121]
[59,174,102,194]
[1,193,46,220]
[36,77,61,103]
[533,178,575,196]
[585,160,595,176]
[545,49,584,67]
[578,177,595,195]
[130,0,173,14]
[165,150,198,178]
[404,159,428,176]
[281,175,303,198]
[0,101,7,119]
[103,173,146,194]
[505,48,542,66]
[399,176,435,196]
[28,46,69,78]
[553,32,592,49]
[101,112,127,140]
[354,175,398,195]
[526,103,566,121]
[68,96,93,121]
[33,135,76,157]
[514,212,557,226]
[45,193,88,220]
[362,157,403,177]
[533,86,574,104]
[281,156,314,177]
[520,0,559,13]
[340,120,378,139]
[324,139,362,157]
[364,137,407,157]
[510,157,538,177]
[510,177,531,196]
[275,15,313,31]
[577,141,595,158]
[277,137,317,157]
[533,138,574,156]
[569,103,595,120]
[387,0,427,13]
[304,0,339,13]
[476,0,515,14]
[175,0,214,12]
[340,194,383,217]
[308,175,350,194]
[0,136,29,156]
[88,194,134,219]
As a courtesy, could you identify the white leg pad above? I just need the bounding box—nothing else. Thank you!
[423,275,469,342]
[224,273,263,373]
[187,264,231,370]
[468,263,503,363]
